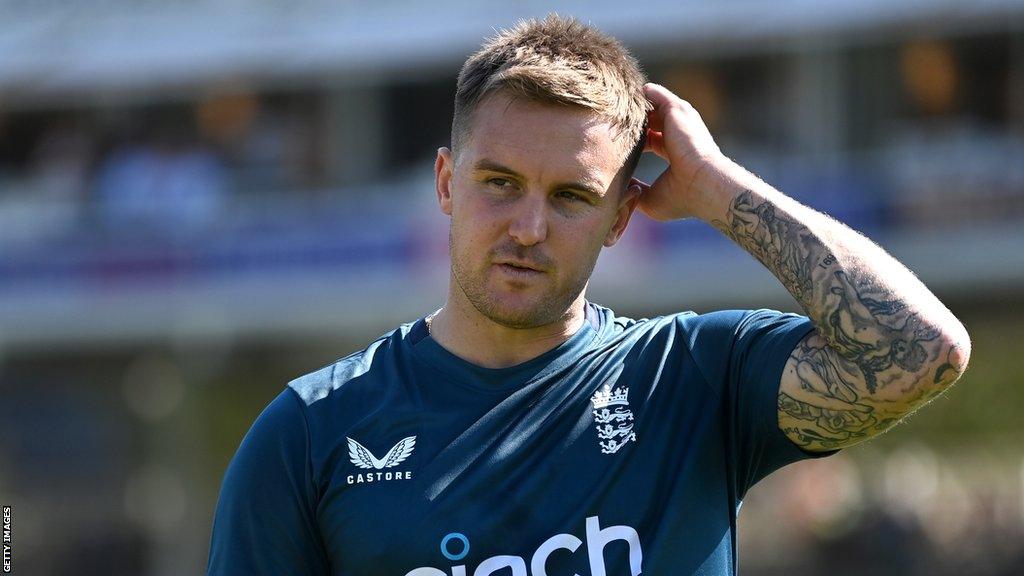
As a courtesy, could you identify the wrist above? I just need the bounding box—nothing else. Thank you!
[688,154,743,222]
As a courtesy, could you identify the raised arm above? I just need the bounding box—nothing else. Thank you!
[636,83,971,452]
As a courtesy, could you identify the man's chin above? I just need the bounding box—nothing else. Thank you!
[475,295,566,330]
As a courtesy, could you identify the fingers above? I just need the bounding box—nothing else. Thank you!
[643,82,699,125]
[644,128,667,159]
[628,170,676,222]
[643,83,677,114]
[642,83,681,161]
[637,170,679,222]
[646,109,664,135]
[642,82,718,163]
[644,84,672,135]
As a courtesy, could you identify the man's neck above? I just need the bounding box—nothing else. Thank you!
[427,295,586,369]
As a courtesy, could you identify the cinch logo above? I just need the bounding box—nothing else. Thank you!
[346,436,416,485]
[405,516,642,576]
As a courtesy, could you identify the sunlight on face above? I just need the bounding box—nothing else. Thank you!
[442,92,635,329]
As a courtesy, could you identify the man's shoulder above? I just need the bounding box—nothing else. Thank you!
[608,307,794,330]
[287,319,420,406]
[593,301,737,338]
[594,305,803,350]
[589,301,682,334]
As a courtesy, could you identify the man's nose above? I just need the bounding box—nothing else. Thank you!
[507,194,548,246]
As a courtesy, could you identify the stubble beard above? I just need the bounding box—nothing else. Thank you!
[449,227,594,330]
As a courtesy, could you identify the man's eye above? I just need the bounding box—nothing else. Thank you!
[488,178,513,188]
[557,191,585,203]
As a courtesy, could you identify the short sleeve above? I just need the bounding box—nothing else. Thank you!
[728,309,831,496]
[682,309,829,499]
[207,388,330,576]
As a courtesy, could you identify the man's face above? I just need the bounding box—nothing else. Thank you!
[435,92,641,329]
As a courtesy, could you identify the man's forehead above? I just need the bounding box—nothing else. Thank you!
[471,92,617,141]
[460,94,628,180]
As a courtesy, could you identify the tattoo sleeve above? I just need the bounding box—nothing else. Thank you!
[710,188,969,450]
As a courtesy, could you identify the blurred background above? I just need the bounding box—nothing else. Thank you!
[0,0,1022,574]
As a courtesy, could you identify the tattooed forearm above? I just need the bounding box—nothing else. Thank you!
[711,188,970,450]
[779,332,911,449]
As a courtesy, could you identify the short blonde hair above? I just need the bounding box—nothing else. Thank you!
[452,14,650,172]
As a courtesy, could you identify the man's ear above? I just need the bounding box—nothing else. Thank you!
[603,177,645,247]
[435,147,454,216]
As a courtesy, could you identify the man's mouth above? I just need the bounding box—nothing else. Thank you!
[495,261,546,278]
[499,260,543,272]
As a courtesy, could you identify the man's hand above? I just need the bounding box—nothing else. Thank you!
[635,83,725,222]
[636,82,971,452]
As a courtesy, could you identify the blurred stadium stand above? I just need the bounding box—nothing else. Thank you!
[0,1,1022,575]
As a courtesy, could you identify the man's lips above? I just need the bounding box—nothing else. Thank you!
[494,261,547,280]
[495,260,545,272]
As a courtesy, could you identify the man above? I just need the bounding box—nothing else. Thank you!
[207,15,970,576]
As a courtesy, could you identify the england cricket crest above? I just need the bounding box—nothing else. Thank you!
[590,382,636,454]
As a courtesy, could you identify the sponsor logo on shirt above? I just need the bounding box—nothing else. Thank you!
[590,384,636,454]
[404,516,642,576]
[346,436,416,485]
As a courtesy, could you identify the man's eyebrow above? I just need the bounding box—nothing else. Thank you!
[471,158,607,197]
[472,159,522,177]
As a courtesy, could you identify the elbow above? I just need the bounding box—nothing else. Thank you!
[951,318,971,370]
[937,321,972,386]
[950,335,971,379]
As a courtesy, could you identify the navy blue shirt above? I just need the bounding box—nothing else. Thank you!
[207,302,827,575]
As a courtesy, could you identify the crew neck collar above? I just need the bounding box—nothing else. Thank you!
[408,302,603,393]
